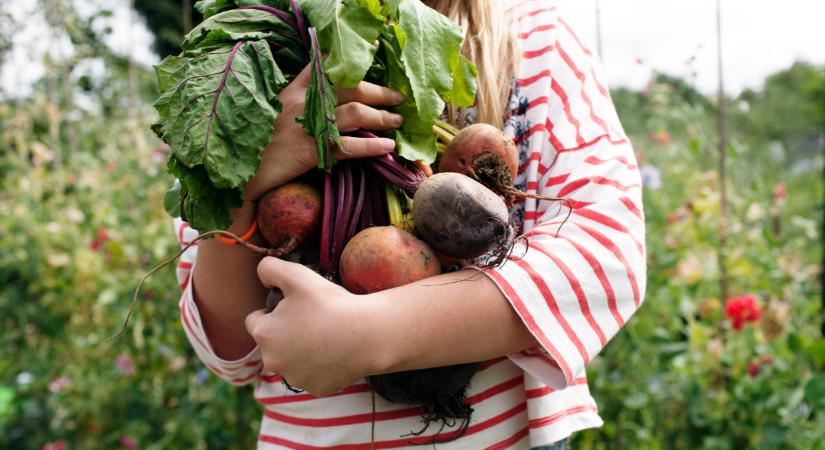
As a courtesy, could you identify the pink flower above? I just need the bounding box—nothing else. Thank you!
[151,148,167,164]
[41,441,66,450]
[120,435,138,450]
[48,376,71,393]
[748,362,760,377]
[772,182,786,202]
[90,240,102,251]
[116,354,136,375]
[97,228,110,242]
[724,294,762,331]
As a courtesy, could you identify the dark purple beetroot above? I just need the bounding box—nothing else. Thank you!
[413,172,513,260]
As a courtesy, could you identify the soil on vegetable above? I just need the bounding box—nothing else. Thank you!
[468,152,519,204]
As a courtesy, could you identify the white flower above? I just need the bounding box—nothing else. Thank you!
[66,208,85,223]
[16,372,33,385]
[640,164,662,190]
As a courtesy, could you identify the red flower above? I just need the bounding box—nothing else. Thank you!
[90,239,102,251]
[724,294,762,331]
[747,361,760,377]
[97,227,110,242]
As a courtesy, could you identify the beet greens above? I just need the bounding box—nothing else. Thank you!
[153,0,477,232]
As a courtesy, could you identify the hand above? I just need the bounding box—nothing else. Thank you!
[244,257,389,396]
[243,65,406,201]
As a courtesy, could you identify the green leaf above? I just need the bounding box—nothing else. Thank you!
[196,0,291,19]
[167,158,244,231]
[443,55,478,108]
[194,0,234,18]
[379,24,436,163]
[154,40,287,191]
[397,0,476,105]
[182,8,298,51]
[0,387,14,421]
[297,28,342,170]
[318,0,385,87]
[382,0,477,163]
[297,0,385,88]
[804,374,825,408]
[382,0,401,18]
[807,339,825,368]
[296,0,335,30]
[164,180,183,218]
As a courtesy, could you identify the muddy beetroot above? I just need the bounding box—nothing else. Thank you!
[438,123,518,195]
[256,182,322,253]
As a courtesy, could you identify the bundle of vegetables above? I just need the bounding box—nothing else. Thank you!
[148,0,552,442]
[153,0,477,234]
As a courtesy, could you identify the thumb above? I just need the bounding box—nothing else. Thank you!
[256,256,312,294]
[245,308,267,337]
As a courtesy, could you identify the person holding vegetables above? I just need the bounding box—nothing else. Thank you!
[172,0,645,448]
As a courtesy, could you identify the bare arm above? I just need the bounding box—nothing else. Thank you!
[192,202,267,360]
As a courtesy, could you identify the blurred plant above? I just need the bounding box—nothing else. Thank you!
[575,64,824,450]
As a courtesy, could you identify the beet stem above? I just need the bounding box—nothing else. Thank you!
[320,172,334,275]
[347,164,366,242]
[289,0,310,50]
[331,166,349,272]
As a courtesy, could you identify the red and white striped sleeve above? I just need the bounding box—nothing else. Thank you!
[173,218,263,386]
[486,3,646,389]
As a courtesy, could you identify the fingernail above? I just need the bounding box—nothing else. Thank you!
[390,113,404,127]
[391,91,405,103]
[380,138,396,152]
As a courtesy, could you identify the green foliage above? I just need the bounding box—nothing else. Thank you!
[573,68,825,450]
[154,0,477,231]
[296,28,343,170]
[0,92,260,450]
[154,40,288,230]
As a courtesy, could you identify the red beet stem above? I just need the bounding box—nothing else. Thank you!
[320,172,334,275]
[347,164,366,242]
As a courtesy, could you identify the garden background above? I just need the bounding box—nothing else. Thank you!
[1,1,823,449]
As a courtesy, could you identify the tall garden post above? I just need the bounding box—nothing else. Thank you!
[716,0,729,302]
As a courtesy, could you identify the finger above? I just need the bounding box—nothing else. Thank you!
[336,81,404,106]
[291,64,313,89]
[244,308,267,338]
[335,102,404,132]
[256,257,313,293]
[337,136,396,160]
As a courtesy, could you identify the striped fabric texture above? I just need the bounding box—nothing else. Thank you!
[174,0,646,447]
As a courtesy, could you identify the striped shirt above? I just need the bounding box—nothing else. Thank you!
[175,1,646,447]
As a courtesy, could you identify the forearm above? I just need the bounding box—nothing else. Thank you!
[367,269,539,374]
[193,201,268,360]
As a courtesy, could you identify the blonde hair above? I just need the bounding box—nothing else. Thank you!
[426,0,520,128]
